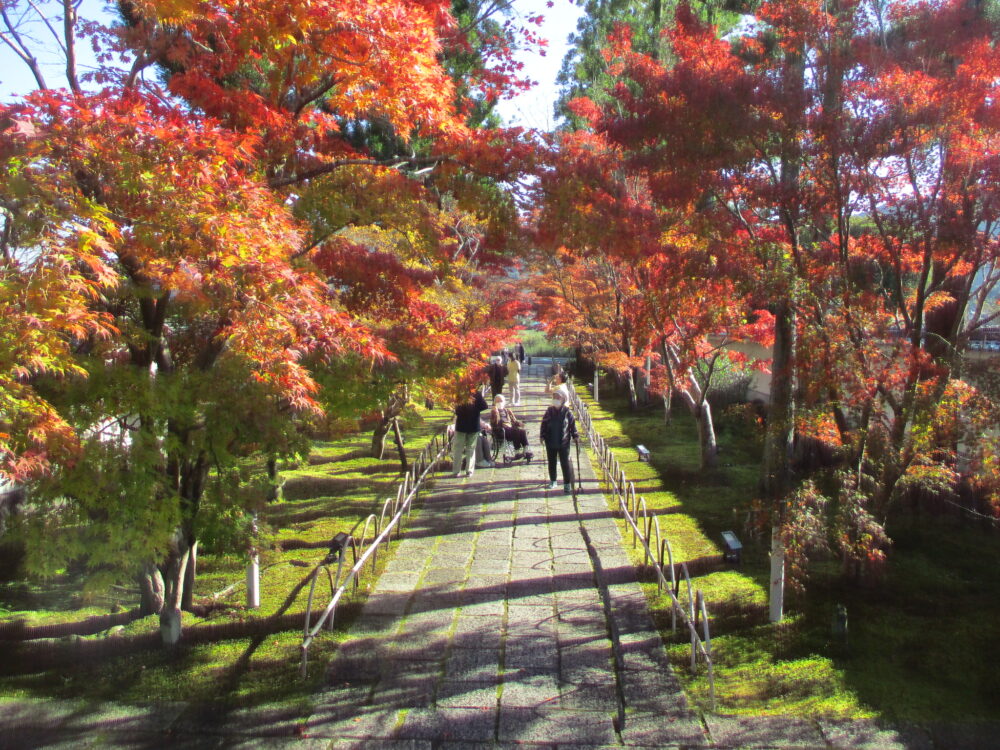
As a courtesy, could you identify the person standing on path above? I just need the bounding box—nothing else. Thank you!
[546,370,570,402]
[487,356,506,399]
[452,387,489,477]
[507,355,522,405]
[540,389,578,493]
[515,341,525,363]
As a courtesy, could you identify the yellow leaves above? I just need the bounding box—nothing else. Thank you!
[133,0,201,23]
[923,290,956,314]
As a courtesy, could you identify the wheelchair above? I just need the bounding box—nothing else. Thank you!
[491,423,533,465]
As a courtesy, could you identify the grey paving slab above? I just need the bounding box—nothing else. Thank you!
[444,651,503,683]
[305,708,401,739]
[559,683,618,712]
[497,707,617,745]
[435,681,500,709]
[376,572,422,591]
[620,711,709,747]
[330,740,431,750]
[395,708,497,742]
[370,676,437,710]
[817,719,917,750]
[703,715,826,748]
[500,671,562,709]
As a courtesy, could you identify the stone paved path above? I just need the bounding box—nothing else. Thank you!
[304,366,706,748]
[2,367,991,748]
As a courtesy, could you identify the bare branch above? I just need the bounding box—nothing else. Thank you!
[62,0,80,93]
[0,7,48,90]
[24,0,66,53]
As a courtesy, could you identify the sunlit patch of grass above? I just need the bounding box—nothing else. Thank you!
[0,402,453,707]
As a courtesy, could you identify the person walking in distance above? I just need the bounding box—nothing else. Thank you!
[487,356,507,399]
[515,342,525,363]
[507,355,522,405]
[540,390,578,493]
[453,386,489,477]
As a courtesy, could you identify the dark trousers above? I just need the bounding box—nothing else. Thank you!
[545,442,572,484]
[500,425,528,450]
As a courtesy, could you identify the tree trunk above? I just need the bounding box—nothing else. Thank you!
[138,562,165,617]
[769,526,785,623]
[159,536,192,648]
[371,385,409,460]
[677,390,718,470]
[371,417,392,460]
[266,456,283,502]
[180,538,198,611]
[626,368,638,410]
[695,402,718,469]
[761,298,796,623]
[392,417,408,472]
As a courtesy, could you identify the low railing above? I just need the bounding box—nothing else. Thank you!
[298,425,452,677]
[567,382,716,709]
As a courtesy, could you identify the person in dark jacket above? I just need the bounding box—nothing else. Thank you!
[515,342,525,363]
[453,388,489,477]
[487,356,507,399]
[540,390,578,493]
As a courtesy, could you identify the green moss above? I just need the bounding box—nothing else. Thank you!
[578,389,1000,721]
[0,403,453,707]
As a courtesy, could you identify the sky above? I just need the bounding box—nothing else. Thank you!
[495,0,585,130]
[1,0,582,130]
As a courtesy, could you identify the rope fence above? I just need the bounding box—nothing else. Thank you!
[567,380,716,709]
[298,425,452,677]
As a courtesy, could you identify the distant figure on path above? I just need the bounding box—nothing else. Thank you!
[515,342,525,363]
[540,390,578,493]
[487,356,507,399]
[453,387,489,477]
[507,355,522,405]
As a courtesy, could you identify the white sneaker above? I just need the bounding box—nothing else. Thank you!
[452,472,461,478]
[548,481,558,490]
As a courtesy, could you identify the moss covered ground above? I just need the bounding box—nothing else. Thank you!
[0,402,453,707]
[576,388,1000,721]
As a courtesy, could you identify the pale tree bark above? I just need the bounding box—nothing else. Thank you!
[138,562,165,616]
[159,533,192,648]
[392,417,408,472]
[660,340,719,469]
[372,384,409,460]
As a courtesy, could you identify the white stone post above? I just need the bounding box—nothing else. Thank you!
[247,552,260,609]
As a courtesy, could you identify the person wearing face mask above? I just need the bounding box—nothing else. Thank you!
[540,390,578,493]
[491,395,532,461]
[547,371,570,402]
